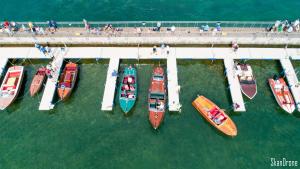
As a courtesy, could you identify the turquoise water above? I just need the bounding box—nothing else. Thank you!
[1,0,299,21]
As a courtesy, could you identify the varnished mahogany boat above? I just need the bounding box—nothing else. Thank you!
[57,62,78,100]
[192,95,237,137]
[268,76,295,114]
[29,67,46,96]
[148,67,166,129]
[0,66,24,110]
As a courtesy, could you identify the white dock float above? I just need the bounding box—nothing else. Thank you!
[279,58,300,112]
[167,52,181,112]
[39,51,65,110]
[223,58,246,112]
[101,57,120,111]
[0,57,8,77]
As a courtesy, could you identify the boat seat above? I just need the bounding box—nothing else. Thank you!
[64,73,73,82]
[209,107,220,118]
[4,77,18,88]
[66,67,76,71]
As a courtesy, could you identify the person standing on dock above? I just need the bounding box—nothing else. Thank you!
[232,41,239,52]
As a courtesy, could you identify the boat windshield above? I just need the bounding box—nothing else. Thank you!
[240,79,255,84]
[153,75,163,81]
[150,93,164,100]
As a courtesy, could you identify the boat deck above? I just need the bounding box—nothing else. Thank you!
[39,49,65,110]
[101,57,120,111]
[279,58,300,111]
[224,58,246,112]
[167,50,181,112]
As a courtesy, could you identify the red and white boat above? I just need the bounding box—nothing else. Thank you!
[236,63,257,99]
[268,76,295,114]
[0,66,24,110]
[148,67,166,129]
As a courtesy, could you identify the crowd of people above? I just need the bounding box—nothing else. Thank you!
[0,20,58,36]
[267,19,300,33]
[1,19,300,37]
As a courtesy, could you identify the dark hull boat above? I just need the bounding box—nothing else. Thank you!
[236,63,257,99]
[148,67,166,129]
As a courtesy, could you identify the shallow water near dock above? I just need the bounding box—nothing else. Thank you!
[0,59,300,169]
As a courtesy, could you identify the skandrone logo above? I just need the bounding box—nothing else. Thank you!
[270,158,298,167]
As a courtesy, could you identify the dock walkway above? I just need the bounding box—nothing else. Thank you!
[39,49,65,110]
[0,57,8,77]
[223,58,246,112]
[167,50,181,112]
[101,57,120,111]
[279,58,300,111]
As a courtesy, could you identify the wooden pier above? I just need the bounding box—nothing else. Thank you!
[280,58,300,112]
[167,50,181,112]
[0,57,8,77]
[1,47,300,112]
[223,58,246,112]
[39,49,65,110]
[101,57,120,111]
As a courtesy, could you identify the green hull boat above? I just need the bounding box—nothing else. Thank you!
[118,66,137,114]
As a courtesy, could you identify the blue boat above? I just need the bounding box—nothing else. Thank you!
[118,66,137,114]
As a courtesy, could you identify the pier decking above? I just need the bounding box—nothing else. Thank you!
[1,47,300,112]
[279,58,300,111]
[167,50,181,112]
[101,57,120,111]
[223,58,246,112]
[39,50,65,110]
[0,57,8,77]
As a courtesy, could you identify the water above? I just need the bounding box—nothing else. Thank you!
[0,0,299,21]
[1,1,300,169]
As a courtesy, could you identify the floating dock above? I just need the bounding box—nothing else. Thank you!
[167,51,181,112]
[279,58,300,111]
[0,57,8,77]
[1,47,300,112]
[101,57,120,111]
[39,50,65,110]
[223,58,246,112]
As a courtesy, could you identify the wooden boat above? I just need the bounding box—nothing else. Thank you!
[0,66,24,110]
[57,62,78,100]
[192,95,237,137]
[268,76,295,114]
[29,67,46,96]
[119,66,137,114]
[236,63,257,99]
[148,67,166,129]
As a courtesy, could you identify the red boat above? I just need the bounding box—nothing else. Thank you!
[268,76,295,114]
[148,67,166,129]
[236,63,257,99]
[29,67,46,96]
[0,66,24,110]
[57,62,78,101]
